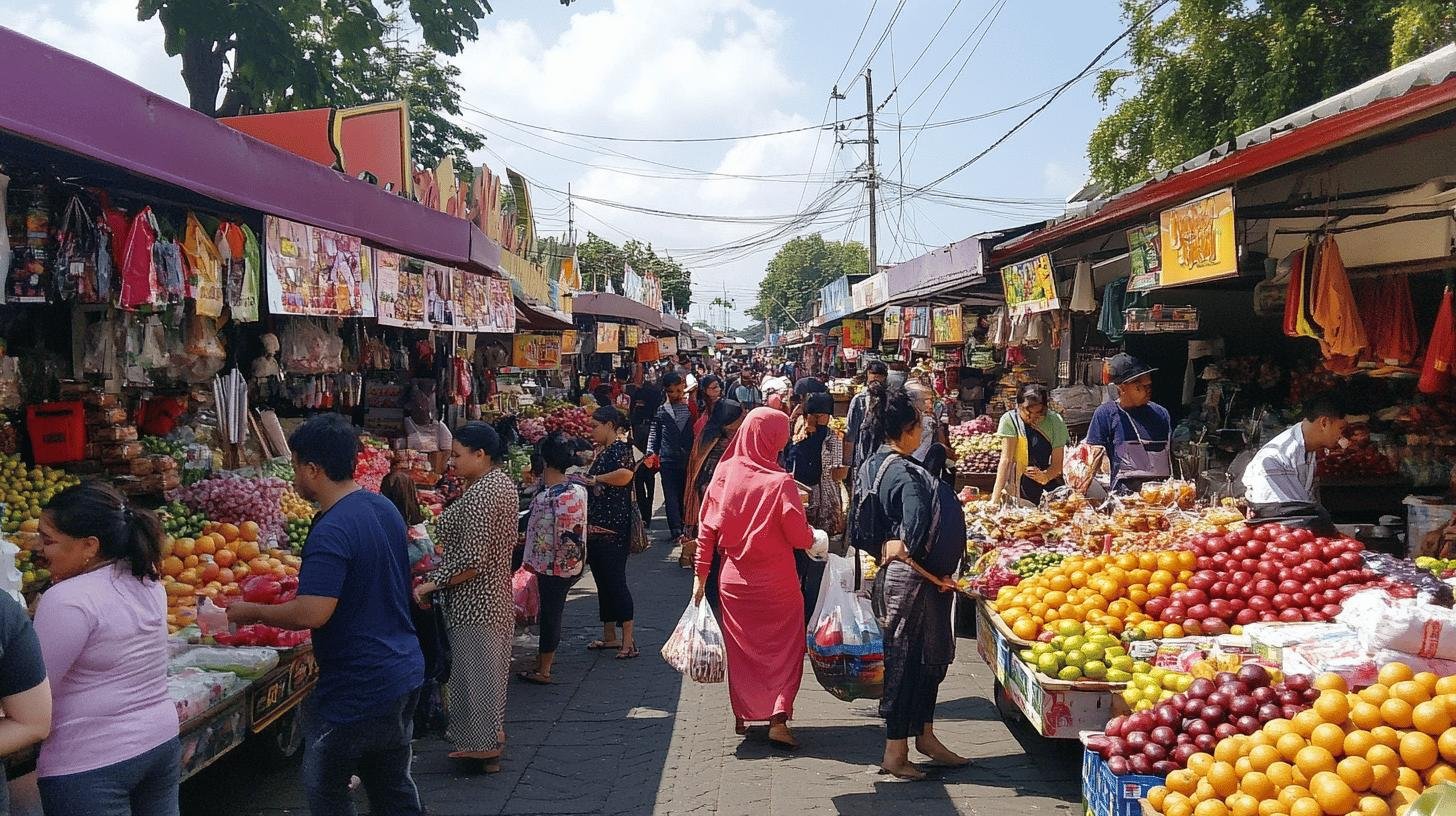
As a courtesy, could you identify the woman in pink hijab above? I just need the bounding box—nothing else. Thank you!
[692,407,814,749]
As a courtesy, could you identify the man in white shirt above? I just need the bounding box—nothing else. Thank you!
[1242,392,1348,530]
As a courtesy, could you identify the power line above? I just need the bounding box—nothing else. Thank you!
[900,0,1007,115]
[850,0,908,86]
[875,0,966,112]
[833,0,881,91]
[464,106,867,145]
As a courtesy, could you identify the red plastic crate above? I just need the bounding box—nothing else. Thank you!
[27,401,86,465]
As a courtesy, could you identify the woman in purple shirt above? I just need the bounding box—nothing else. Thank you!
[33,482,179,815]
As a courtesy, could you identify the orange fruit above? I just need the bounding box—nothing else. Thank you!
[213,549,236,568]
[1439,728,1456,763]
[183,555,199,569]
[199,562,220,583]
[1292,709,1324,737]
[1265,718,1295,739]
[194,536,216,556]
[1167,768,1198,795]
[217,522,240,541]
[1227,792,1260,816]
[1345,730,1377,758]
[1389,680,1429,706]
[1387,786,1421,812]
[1257,800,1288,816]
[1277,732,1307,762]
[1315,673,1349,693]
[177,568,199,586]
[1440,693,1456,719]
[239,520,260,541]
[1309,770,1357,815]
[1370,726,1400,749]
[1337,755,1375,792]
[1396,766,1422,789]
[231,563,249,580]
[1166,800,1193,816]
[1436,675,1456,695]
[1351,702,1384,730]
[1147,786,1169,811]
[1241,770,1275,800]
[1011,618,1037,639]
[172,538,195,558]
[1413,699,1452,735]
[1377,662,1414,687]
[1369,763,1399,795]
[1267,761,1296,788]
[1295,745,1337,778]
[1215,738,1244,765]
[1356,794,1391,816]
[1249,744,1282,772]
[1208,761,1238,798]
[216,568,235,585]
[1286,799,1321,816]
[1192,800,1229,816]
[1278,786,1312,810]
[1424,760,1456,786]
[236,541,261,561]
[1399,731,1438,770]
[1379,698,1414,728]
[1311,722,1346,756]
[1367,743,1400,768]
[1314,690,1350,724]
[160,556,183,577]
[1235,756,1254,777]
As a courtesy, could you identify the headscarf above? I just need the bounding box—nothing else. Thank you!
[698,408,812,562]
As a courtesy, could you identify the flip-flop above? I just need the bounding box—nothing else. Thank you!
[516,670,553,685]
[615,646,640,660]
[587,640,622,651]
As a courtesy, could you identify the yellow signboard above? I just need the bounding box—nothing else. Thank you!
[1158,188,1237,288]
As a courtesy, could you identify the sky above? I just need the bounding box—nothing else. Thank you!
[3,0,1131,329]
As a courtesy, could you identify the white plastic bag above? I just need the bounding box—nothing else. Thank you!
[660,599,726,684]
[806,552,884,701]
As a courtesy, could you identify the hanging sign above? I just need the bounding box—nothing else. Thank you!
[932,305,964,345]
[817,276,852,323]
[481,277,516,333]
[637,339,661,362]
[907,307,931,337]
[373,251,429,329]
[881,308,902,341]
[424,263,454,325]
[561,329,579,354]
[454,270,484,329]
[1000,253,1059,317]
[512,333,562,369]
[595,322,620,350]
[659,336,678,356]
[623,325,640,349]
[264,215,374,317]
[1126,223,1163,291]
[842,318,872,350]
[1158,187,1237,287]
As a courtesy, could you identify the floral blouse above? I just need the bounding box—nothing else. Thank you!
[431,468,518,629]
[524,482,587,578]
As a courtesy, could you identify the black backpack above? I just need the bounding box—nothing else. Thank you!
[849,455,898,553]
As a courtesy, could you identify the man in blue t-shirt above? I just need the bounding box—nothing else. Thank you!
[1084,353,1173,494]
[229,413,424,816]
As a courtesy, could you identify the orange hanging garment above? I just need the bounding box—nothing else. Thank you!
[1309,236,1367,360]
[1420,288,1456,395]
[1356,274,1418,367]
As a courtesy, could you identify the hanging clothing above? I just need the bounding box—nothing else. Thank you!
[1294,239,1322,341]
[694,408,813,723]
[1310,236,1367,360]
[119,207,160,309]
[1420,288,1456,395]
[1356,275,1418,366]
[1281,244,1305,338]
[1069,259,1097,313]
[1098,276,1130,341]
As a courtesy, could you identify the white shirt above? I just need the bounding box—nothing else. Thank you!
[404,417,453,453]
[1243,424,1316,504]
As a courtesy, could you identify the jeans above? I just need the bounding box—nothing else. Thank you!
[302,688,423,816]
[536,574,579,654]
[37,737,180,816]
[633,465,656,528]
[659,461,687,538]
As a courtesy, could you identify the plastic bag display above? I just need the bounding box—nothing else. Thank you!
[169,646,279,679]
[806,552,884,701]
[1361,551,1454,606]
[660,600,727,684]
[280,318,344,374]
[512,566,539,624]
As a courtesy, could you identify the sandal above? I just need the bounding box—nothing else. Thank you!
[615,645,640,660]
[516,670,553,685]
[587,640,621,651]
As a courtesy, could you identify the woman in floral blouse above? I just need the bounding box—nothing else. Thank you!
[519,432,588,684]
[413,420,518,772]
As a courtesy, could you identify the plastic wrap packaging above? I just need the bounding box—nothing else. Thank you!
[169,646,279,679]
[167,667,243,723]
[806,552,884,701]
[1337,587,1456,661]
[1361,550,1454,606]
[281,319,343,374]
[0,536,21,604]
[512,567,538,624]
[1281,628,1378,689]
[660,600,727,684]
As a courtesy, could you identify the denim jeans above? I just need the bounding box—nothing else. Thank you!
[37,737,180,816]
[302,688,423,816]
[659,461,687,539]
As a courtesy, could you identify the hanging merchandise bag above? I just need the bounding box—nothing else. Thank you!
[53,196,98,302]
[1420,288,1456,395]
[182,213,224,317]
[119,206,161,309]
[512,566,539,624]
[660,599,726,683]
[806,552,884,701]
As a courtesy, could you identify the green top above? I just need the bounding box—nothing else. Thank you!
[996,409,1070,448]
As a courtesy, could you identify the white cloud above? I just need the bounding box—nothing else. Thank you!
[7,0,186,104]
[1041,160,1086,200]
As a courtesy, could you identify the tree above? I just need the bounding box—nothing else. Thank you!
[749,235,867,330]
[137,0,493,117]
[1087,0,1456,192]
[575,233,694,311]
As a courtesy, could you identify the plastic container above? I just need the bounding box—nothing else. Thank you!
[26,400,85,464]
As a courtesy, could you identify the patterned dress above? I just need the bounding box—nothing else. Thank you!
[432,468,517,753]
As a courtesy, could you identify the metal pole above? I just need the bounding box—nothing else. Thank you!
[864,67,877,275]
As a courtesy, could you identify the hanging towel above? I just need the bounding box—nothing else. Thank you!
[1420,288,1456,395]
[1069,259,1097,312]
[1098,276,1129,342]
[1310,236,1367,360]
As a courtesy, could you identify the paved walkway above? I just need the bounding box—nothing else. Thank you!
[181,518,1081,815]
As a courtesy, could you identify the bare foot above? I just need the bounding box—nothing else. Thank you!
[915,735,971,767]
[877,761,926,781]
[768,722,799,750]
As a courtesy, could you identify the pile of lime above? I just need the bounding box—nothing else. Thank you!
[1119,663,1194,712]
[1017,619,1136,682]
[1010,551,1066,578]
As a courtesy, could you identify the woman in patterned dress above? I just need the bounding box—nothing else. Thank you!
[518,432,588,684]
[413,421,518,772]
[584,406,639,659]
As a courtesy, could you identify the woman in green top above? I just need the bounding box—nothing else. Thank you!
[991,383,1068,504]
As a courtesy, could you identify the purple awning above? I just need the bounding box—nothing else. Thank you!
[0,26,488,269]
[571,292,663,330]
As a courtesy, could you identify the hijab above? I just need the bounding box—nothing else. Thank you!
[699,408,812,561]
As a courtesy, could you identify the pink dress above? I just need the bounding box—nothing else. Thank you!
[696,408,814,722]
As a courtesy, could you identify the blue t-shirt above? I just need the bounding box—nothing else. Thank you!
[1085,401,1172,488]
[298,490,423,724]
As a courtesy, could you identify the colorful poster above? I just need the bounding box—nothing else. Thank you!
[932,305,964,345]
[596,322,620,350]
[1126,223,1163,291]
[512,333,562,369]
[881,308,902,341]
[623,325,640,349]
[907,307,931,337]
[263,215,373,317]
[637,339,660,362]
[561,330,579,354]
[482,277,515,333]
[659,336,678,356]
[1000,253,1059,317]
[373,251,429,329]
[1159,187,1237,288]
[453,270,483,329]
[842,318,871,350]
[424,263,454,325]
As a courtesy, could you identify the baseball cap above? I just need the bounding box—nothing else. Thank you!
[1107,353,1157,385]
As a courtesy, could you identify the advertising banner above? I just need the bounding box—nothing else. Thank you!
[373,250,429,329]
[264,215,374,317]
[512,333,562,369]
[1158,187,1237,288]
[818,276,852,323]
[932,305,964,345]
[659,336,678,356]
[424,262,454,325]
[842,318,872,349]
[907,306,931,337]
[596,321,620,350]
[482,277,516,333]
[623,325,640,349]
[851,272,888,312]
[561,329,579,354]
[1000,253,1059,317]
[1126,223,1163,292]
[881,308,902,341]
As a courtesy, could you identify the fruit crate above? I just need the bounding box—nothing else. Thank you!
[1081,741,1162,816]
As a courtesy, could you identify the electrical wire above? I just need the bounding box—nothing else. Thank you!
[465,107,866,145]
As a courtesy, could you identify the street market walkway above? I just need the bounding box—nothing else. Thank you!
[184,514,1081,815]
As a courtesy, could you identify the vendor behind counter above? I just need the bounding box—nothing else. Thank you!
[1241,391,1348,534]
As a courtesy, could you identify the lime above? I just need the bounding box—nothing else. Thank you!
[1062,650,1087,668]
[1132,660,1152,674]
[1085,625,1109,638]
[1063,635,1087,652]
[1037,654,1061,675]
[1058,665,1083,681]
[1103,645,1127,659]
[1111,656,1134,671]
[1106,668,1132,683]
[1019,649,1035,663]
[1031,642,1053,655]
[1056,619,1083,637]
[1083,660,1108,680]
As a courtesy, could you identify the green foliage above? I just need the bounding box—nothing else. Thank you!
[138,0,492,117]
[575,233,693,312]
[749,235,867,330]
[1087,0,1456,192]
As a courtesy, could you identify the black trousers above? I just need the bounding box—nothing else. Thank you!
[634,466,656,528]
[536,574,579,654]
[588,535,634,624]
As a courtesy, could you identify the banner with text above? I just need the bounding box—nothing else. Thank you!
[264,215,374,317]
[1158,187,1237,288]
[1000,253,1059,317]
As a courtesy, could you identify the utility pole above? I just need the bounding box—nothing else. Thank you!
[567,183,575,248]
[864,68,878,276]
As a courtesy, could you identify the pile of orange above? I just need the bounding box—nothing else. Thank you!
[994,550,1195,640]
[1147,664,1456,816]
[160,519,302,632]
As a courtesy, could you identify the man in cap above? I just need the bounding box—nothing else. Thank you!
[1083,353,1172,494]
